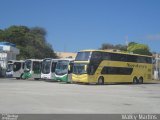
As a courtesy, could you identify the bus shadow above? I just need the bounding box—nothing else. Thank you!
[44,79,59,83]
[74,82,160,86]
[19,79,44,81]
[3,78,44,82]
[59,82,72,84]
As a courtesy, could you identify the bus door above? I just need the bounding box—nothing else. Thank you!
[51,61,57,80]
[13,62,23,78]
[32,61,42,79]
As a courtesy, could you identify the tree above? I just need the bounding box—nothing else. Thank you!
[100,43,127,51]
[101,43,114,49]
[100,42,152,55]
[127,42,152,55]
[115,44,127,51]
[0,29,4,40]
[0,25,57,59]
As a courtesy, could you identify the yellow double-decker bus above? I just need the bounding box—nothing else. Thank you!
[72,50,152,84]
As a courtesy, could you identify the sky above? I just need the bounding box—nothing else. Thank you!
[0,0,160,53]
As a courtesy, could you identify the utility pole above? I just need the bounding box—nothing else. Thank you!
[125,35,128,46]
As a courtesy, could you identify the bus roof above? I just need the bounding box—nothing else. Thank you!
[43,58,74,62]
[43,58,59,60]
[8,60,24,63]
[58,58,75,62]
[61,58,75,61]
[79,49,152,58]
[25,59,43,62]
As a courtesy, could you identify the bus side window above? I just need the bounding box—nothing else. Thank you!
[137,56,146,63]
[91,52,102,60]
[102,53,110,60]
[127,55,138,62]
[120,54,126,61]
[110,53,126,61]
[101,67,107,74]
[88,64,97,75]
[101,66,133,75]
[146,57,152,64]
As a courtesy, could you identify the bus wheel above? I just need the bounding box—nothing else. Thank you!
[98,76,104,85]
[133,77,138,84]
[138,77,143,84]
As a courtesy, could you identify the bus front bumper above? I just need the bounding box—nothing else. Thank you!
[72,74,89,83]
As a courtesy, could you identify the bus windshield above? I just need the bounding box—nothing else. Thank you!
[13,62,22,72]
[55,61,68,75]
[25,60,32,70]
[75,52,91,61]
[73,63,87,74]
[6,64,13,72]
[42,59,51,74]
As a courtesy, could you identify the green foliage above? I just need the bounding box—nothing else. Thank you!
[128,42,137,46]
[100,43,127,51]
[0,25,57,59]
[0,29,4,40]
[127,42,152,55]
[100,42,152,56]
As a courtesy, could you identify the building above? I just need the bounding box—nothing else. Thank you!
[56,52,77,59]
[0,42,19,76]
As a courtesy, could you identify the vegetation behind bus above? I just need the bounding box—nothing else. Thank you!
[100,42,152,56]
[0,25,57,59]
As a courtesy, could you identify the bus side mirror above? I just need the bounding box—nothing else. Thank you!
[68,65,71,71]
[84,65,87,71]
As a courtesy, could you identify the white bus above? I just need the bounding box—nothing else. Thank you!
[41,58,59,80]
[6,60,24,79]
[55,58,74,83]
[22,59,42,80]
[13,60,24,79]
[6,61,14,78]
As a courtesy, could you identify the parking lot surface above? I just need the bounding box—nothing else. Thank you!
[0,78,160,113]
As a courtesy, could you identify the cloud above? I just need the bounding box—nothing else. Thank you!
[146,34,160,41]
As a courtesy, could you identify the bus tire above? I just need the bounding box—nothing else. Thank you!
[98,76,104,85]
[138,77,143,84]
[133,77,138,84]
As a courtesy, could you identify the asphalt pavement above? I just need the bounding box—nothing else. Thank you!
[0,78,160,114]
